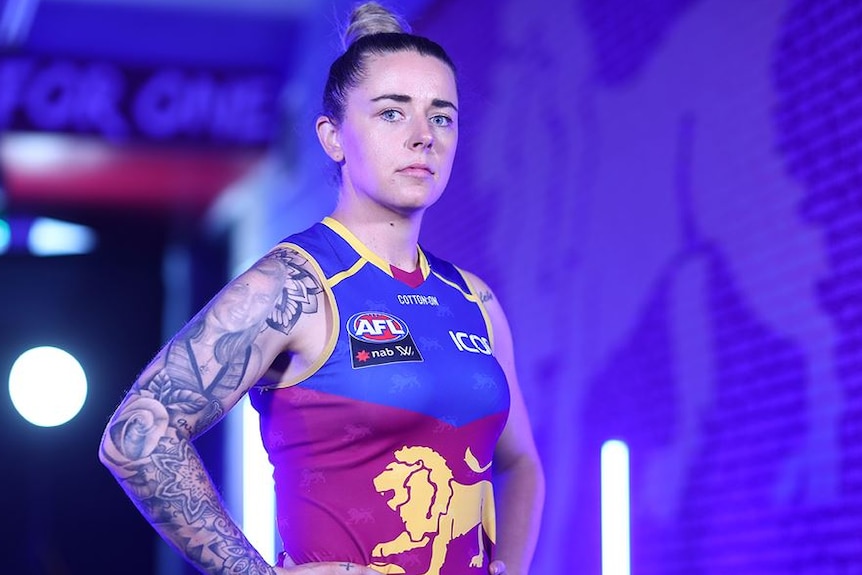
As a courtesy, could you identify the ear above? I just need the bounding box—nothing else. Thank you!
[315,115,344,162]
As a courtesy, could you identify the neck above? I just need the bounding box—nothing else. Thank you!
[329,204,424,271]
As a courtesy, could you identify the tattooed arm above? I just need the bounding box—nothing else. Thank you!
[98,247,368,575]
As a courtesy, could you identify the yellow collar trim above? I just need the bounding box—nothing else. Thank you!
[322,216,430,280]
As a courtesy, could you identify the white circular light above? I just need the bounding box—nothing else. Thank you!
[9,346,88,427]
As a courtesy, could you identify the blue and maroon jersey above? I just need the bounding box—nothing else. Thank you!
[250,217,511,575]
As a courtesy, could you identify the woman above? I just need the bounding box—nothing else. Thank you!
[99,3,544,575]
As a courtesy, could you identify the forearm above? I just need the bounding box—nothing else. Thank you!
[101,433,274,575]
[494,455,545,575]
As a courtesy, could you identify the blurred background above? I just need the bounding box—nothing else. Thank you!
[2,0,860,573]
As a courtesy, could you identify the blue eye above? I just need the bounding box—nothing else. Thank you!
[381,109,403,121]
[430,115,453,127]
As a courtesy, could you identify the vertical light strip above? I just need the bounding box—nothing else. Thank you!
[241,397,276,563]
[601,439,631,575]
[0,0,40,46]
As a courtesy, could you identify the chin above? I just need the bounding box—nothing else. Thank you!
[390,186,444,210]
[405,194,445,213]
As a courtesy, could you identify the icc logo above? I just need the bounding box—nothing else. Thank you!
[348,312,410,343]
[449,331,492,355]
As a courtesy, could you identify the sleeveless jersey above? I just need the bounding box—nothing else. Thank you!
[250,217,511,575]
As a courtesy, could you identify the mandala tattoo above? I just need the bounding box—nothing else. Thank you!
[266,247,323,335]
[151,440,218,524]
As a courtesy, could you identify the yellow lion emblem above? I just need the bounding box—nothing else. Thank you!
[369,445,495,575]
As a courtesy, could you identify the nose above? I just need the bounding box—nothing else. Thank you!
[409,119,434,150]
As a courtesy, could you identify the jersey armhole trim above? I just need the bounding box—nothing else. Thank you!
[257,242,340,391]
[456,266,496,353]
[431,270,476,300]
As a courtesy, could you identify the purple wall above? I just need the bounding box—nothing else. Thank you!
[413,0,859,572]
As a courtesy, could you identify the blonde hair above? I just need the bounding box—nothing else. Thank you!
[341,2,412,51]
[322,1,456,123]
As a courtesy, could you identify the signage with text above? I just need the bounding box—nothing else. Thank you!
[0,56,283,147]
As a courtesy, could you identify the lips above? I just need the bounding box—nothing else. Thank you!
[398,163,435,176]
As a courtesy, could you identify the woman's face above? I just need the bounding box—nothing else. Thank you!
[210,266,283,334]
[331,50,459,217]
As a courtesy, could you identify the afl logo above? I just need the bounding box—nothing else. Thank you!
[347,312,410,343]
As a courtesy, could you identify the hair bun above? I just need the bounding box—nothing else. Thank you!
[342,2,412,50]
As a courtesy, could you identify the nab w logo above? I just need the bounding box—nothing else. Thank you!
[347,311,424,369]
[348,312,410,343]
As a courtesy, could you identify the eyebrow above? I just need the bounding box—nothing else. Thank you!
[370,93,458,112]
